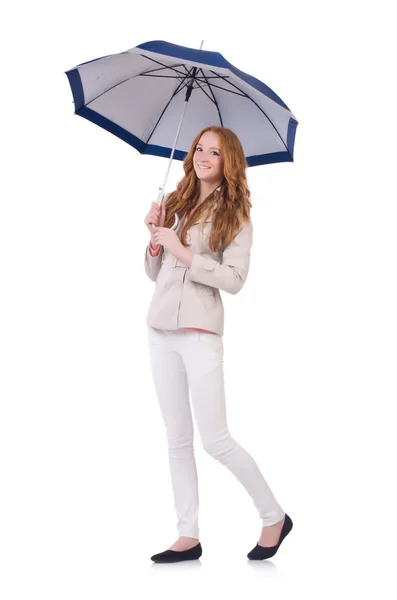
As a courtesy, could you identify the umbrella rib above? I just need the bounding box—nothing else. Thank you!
[145,67,196,146]
[140,74,191,79]
[179,65,224,126]
[190,78,223,126]
[140,55,192,79]
[209,70,289,153]
[190,79,214,104]
[200,81,247,97]
[138,63,186,77]
[82,62,186,110]
[144,66,230,146]
[194,75,230,79]
[197,69,223,126]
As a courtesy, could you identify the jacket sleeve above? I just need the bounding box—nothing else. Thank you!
[187,219,253,294]
[144,242,164,282]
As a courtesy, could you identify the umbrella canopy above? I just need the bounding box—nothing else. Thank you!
[65,40,298,167]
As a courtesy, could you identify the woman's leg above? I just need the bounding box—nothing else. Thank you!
[147,327,200,541]
[181,331,285,528]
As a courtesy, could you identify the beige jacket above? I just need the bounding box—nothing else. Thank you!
[144,209,253,336]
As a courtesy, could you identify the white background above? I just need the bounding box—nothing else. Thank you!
[1,1,396,598]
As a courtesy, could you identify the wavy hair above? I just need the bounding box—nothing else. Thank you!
[162,126,252,253]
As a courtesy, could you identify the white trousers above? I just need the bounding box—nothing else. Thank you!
[147,326,285,539]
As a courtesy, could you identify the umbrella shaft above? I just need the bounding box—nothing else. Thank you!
[158,97,189,203]
[157,65,198,205]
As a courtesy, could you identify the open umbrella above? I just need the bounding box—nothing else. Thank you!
[65,39,298,229]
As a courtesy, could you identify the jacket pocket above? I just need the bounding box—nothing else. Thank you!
[193,281,216,309]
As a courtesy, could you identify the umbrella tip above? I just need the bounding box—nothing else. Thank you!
[200,40,204,50]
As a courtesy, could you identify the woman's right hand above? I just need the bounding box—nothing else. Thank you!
[144,199,167,248]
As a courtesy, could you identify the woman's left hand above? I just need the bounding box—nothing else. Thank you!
[152,227,183,256]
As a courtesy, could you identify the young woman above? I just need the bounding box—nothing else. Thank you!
[143,126,293,563]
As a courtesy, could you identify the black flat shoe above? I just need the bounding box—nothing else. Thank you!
[247,514,293,560]
[151,542,202,563]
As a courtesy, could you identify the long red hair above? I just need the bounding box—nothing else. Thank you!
[163,126,252,253]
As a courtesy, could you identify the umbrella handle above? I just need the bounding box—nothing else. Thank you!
[170,212,179,231]
[150,190,179,231]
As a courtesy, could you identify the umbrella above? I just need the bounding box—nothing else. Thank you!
[65,40,298,230]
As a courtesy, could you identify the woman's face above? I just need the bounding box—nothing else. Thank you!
[193,131,224,184]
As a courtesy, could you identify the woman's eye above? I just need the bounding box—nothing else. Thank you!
[195,147,219,156]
